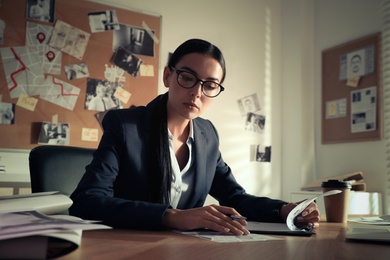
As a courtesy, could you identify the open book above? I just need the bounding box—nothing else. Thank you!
[0,192,110,259]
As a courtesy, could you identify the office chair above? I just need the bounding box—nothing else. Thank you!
[29,145,95,196]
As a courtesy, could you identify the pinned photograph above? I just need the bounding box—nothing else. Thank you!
[88,10,120,33]
[85,78,122,112]
[38,122,70,145]
[26,0,55,23]
[250,144,271,162]
[112,46,142,77]
[65,62,89,80]
[113,24,155,57]
[339,45,375,80]
[237,93,261,116]
[0,102,15,125]
[245,112,265,133]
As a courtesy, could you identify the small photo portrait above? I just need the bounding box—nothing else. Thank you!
[0,102,15,125]
[339,46,374,80]
[88,10,120,33]
[237,93,261,116]
[250,144,271,162]
[26,0,55,23]
[347,49,365,77]
[112,46,142,77]
[38,122,70,145]
[85,78,122,112]
[245,112,265,133]
[113,24,155,57]
[64,62,90,80]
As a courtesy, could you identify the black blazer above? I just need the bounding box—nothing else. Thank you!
[70,94,287,229]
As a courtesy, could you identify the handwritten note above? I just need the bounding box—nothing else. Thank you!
[114,87,131,104]
[347,75,360,87]
[81,128,99,142]
[16,93,38,111]
[140,64,154,77]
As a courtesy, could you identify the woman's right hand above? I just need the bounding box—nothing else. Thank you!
[161,204,250,236]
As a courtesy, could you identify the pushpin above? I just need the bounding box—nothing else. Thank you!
[46,51,55,62]
[37,32,45,43]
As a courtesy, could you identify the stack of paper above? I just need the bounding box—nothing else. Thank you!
[346,216,390,242]
[0,191,72,214]
[0,192,111,259]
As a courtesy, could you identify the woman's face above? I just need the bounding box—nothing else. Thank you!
[164,53,224,121]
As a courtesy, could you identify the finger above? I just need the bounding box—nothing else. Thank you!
[204,206,250,235]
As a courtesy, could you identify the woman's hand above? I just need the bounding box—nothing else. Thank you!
[280,202,320,228]
[162,204,250,236]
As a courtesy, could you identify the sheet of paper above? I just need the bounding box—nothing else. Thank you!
[16,93,38,112]
[0,46,45,98]
[348,215,390,225]
[0,210,110,241]
[48,20,90,60]
[175,230,282,243]
[351,86,377,133]
[81,128,99,142]
[114,87,131,104]
[25,21,62,75]
[140,64,154,76]
[286,189,341,231]
[40,76,80,111]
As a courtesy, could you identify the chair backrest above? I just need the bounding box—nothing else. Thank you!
[29,145,95,196]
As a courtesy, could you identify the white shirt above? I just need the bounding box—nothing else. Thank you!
[168,121,195,209]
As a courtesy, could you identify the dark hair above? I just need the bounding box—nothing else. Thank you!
[149,93,171,204]
[149,39,226,204]
[168,38,226,83]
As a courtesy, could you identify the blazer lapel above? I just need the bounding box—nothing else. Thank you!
[189,120,210,207]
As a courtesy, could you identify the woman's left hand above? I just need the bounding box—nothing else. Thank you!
[280,202,320,228]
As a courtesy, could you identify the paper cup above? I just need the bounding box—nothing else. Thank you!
[321,180,351,223]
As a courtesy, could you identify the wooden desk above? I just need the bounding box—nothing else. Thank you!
[59,223,390,260]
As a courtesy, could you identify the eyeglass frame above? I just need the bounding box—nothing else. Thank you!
[169,66,225,98]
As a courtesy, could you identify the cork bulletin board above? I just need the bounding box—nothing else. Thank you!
[322,33,381,144]
[0,0,161,149]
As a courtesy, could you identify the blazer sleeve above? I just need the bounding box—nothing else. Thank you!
[69,109,170,230]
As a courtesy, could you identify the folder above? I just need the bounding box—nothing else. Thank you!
[246,221,315,236]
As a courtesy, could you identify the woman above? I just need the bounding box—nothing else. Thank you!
[70,39,319,236]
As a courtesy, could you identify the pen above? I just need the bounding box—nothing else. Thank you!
[229,215,247,220]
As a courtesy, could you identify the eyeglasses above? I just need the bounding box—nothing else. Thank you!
[170,67,224,98]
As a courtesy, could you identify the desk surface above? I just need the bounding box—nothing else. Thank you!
[59,223,389,260]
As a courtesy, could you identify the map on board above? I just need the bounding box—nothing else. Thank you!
[26,22,62,75]
[40,76,80,111]
[0,46,45,98]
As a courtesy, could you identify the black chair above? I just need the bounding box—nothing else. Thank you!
[29,145,95,196]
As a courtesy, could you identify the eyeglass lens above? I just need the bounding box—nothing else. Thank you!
[176,70,222,97]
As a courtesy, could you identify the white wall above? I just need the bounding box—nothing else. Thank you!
[280,0,386,211]
[280,0,316,200]
[313,1,386,197]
